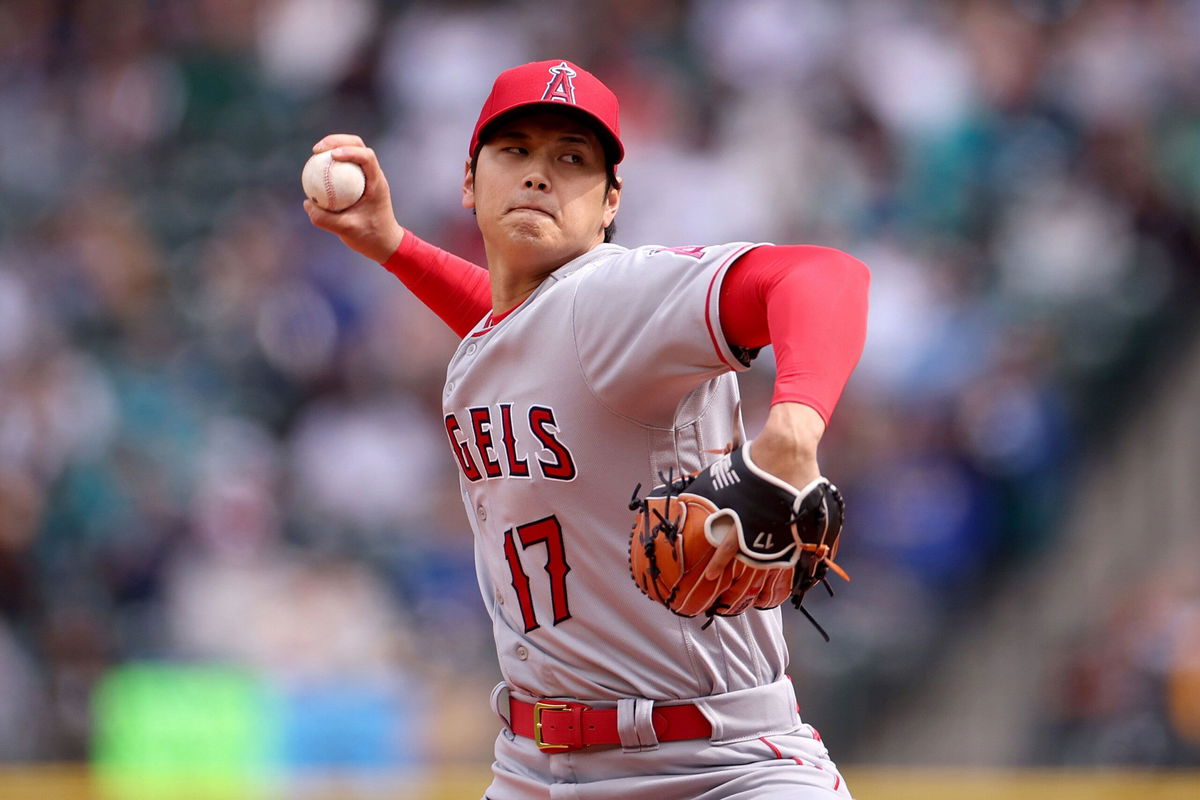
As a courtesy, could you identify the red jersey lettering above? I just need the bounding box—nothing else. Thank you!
[529,405,577,481]
[470,406,503,479]
[445,413,482,482]
[499,403,530,478]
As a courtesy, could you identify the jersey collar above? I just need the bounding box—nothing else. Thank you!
[469,244,628,338]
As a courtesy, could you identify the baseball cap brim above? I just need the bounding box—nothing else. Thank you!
[474,103,624,166]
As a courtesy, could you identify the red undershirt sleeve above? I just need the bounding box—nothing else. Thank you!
[380,231,492,338]
[719,245,870,424]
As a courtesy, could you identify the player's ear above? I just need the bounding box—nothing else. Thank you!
[601,175,621,228]
[462,158,476,210]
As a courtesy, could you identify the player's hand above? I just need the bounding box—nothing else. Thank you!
[304,134,405,263]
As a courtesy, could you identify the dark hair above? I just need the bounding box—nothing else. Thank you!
[469,147,620,244]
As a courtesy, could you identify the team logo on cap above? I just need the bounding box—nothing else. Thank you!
[542,61,578,105]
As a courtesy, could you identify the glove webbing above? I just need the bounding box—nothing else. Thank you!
[789,482,848,642]
[629,469,729,625]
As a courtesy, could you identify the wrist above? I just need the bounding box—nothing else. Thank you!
[379,226,409,265]
[750,402,825,489]
[367,224,405,264]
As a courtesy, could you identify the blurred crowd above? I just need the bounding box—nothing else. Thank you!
[1037,561,1200,766]
[0,0,1198,769]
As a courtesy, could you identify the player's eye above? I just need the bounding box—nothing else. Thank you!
[501,146,528,155]
[561,153,584,165]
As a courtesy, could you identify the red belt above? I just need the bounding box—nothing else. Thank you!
[509,697,713,753]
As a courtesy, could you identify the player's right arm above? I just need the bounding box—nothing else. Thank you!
[304,134,491,338]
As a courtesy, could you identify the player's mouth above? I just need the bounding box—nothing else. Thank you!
[508,205,556,219]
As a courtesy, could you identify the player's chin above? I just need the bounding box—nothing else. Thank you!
[500,219,556,246]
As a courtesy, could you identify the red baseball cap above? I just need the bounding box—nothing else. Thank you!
[469,59,624,164]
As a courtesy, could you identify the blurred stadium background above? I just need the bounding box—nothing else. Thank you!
[0,0,1198,797]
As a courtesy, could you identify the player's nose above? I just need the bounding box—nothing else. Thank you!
[522,159,551,191]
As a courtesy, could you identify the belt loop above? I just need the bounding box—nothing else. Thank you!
[490,682,515,740]
[617,697,659,753]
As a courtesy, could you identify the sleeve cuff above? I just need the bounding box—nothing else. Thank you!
[381,229,420,268]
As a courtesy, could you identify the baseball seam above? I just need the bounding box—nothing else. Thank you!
[322,157,337,210]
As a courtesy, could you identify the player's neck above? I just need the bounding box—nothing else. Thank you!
[486,263,552,315]
[485,239,601,314]
[491,285,537,316]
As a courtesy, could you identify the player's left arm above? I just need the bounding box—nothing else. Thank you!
[703,245,870,582]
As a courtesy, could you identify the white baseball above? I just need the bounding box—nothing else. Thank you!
[302,150,366,212]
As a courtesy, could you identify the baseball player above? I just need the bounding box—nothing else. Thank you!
[306,60,869,799]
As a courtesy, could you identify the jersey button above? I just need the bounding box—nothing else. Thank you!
[445,382,454,395]
[515,645,528,661]
[466,343,478,355]
[476,504,487,521]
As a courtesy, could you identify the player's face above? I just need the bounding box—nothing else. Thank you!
[463,110,620,275]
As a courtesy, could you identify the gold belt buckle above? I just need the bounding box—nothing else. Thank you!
[532,702,571,751]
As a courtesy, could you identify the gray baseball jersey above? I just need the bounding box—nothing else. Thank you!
[442,241,793,702]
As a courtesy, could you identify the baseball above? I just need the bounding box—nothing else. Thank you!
[302,150,365,212]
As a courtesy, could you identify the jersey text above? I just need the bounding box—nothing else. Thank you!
[445,404,577,483]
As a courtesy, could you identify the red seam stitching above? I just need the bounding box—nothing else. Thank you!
[703,269,735,370]
[763,735,840,791]
[322,159,336,208]
[703,246,753,370]
[758,736,783,759]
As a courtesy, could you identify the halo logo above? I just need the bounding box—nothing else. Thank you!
[542,61,578,104]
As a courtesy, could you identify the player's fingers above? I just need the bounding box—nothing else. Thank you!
[303,198,350,229]
[327,145,375,165]
[327,146,389,195]
[302,198,323,222]
[313,133,365,152]
[326,145,380,178]
[303,197,333,221]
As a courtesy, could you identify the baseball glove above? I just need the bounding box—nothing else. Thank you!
[628,442,848,639]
